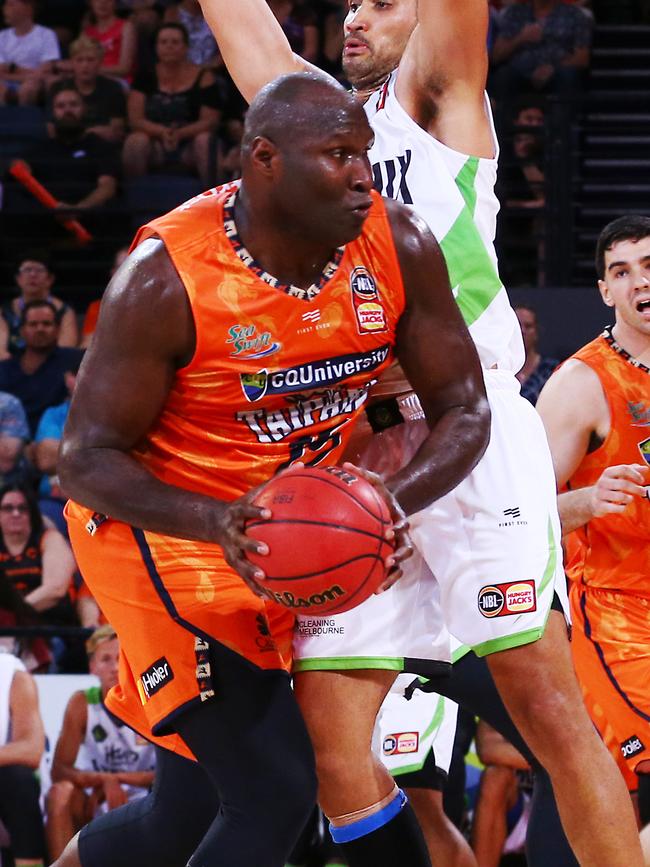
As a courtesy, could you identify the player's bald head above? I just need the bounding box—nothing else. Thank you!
[242,72,366,156]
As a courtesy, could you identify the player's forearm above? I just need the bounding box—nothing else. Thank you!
[0,738,42,769]
[558,487,594,535]
[387,399,491,516]
[59,446,229,543]
[198,0,307,103]
[53,763,103,788]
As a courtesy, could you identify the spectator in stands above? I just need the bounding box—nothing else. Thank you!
[48,35,127,144]
[504,102,546,209]
[83,0,136,83]
[514,304,559,404]
[0,650,47,867]
[80,246,128,349]
[214,115,243,183]
[491,0,593,102]
[0,483,76,619]
[0,0,60,105]
[0,256,78,358]
[24,87,119,216]
[163,0,219,68]
[0,567,52,671]
[320,0,346,76]
[34,356,81,535]
[0,391,30,485]
[123,22,220,185]
[471,721,531,867]
[266,0,318,64]
[0,300,84,436]
[46,625,156,862]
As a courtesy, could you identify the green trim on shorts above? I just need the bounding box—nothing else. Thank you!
[470,515,558,658]
[293,656,405,672]
[452,643,471,663]
[391,693,447,776]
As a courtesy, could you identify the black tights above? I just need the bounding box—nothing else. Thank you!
[79,642,317,867]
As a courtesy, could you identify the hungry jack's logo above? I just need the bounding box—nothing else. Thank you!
[350,267,387,335]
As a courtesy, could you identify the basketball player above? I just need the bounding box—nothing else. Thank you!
[53,73,490,867]
[197,2,643,865]
[536,214,650,810]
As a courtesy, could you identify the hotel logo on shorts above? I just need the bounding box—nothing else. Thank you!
[137,656,174,703]
[383,732,419,756]
[350,266,387,335]
[478,581,537,618]
[638,437,650,466]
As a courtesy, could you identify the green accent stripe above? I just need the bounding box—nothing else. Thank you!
[391,694,447,777]
[539,516,558,595]
[439,202,504,328]
[452,643,471,664]
[455,157,479,216]
[85,685,102,704]
[293,656,405,672]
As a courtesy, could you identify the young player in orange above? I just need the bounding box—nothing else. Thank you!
[53,73,489,867]
[537,214,650,811]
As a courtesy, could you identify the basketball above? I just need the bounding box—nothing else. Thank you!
[245,465,395,616]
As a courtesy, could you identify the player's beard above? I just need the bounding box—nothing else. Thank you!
[343,50,399,96]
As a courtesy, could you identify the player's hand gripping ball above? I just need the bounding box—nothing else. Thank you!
[245,465,395,616]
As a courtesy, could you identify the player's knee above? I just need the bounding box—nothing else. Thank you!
[46,781,76,816]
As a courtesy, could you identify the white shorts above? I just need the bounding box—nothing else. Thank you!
[293,370,568,670]
[373,675,458,781]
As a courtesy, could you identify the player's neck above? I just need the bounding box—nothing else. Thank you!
[611,321,650,365]
[351,72,391,105]
[234,192,338,291]
[12,19,34,36]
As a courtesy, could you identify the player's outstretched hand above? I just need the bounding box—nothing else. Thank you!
[590,463,649,517]
[342,461,412,592]
[218,464,304,596]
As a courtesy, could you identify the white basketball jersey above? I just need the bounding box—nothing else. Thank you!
[80,686,156,802]
[365,71,525,373]
[0,653,24,747]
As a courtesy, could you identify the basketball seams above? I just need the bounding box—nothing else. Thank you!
[245,517,389,546]
[273,471,390,525]
[261,551,387,583]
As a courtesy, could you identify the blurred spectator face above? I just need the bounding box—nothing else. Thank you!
[89,0,116,19]
[156,25,189,64]
[16,260,55,300]
[0,490,30,538]
[20,306,59,352]
[515,306,539,355]
[514,106,544,160]
[52,89,86,138]
[89,636,120,692]
[342,0,417,89]
[71,49,103,85]
[3,0,34,28]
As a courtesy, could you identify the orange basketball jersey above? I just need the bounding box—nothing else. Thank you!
[125,182,405,500]
[565,330,650,595]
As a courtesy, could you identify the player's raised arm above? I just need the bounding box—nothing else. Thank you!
[385,200,490,516]
[197,0,322,103]
[396,0,494,157]
[58,240,269,585]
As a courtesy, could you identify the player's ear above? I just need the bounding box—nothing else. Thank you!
[598,279,614,307]
[249,136,279,175]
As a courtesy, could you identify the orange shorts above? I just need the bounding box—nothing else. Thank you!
[66,501,294,760]
[570,582,650,791]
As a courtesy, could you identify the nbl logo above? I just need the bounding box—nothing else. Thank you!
[478,586,505,617]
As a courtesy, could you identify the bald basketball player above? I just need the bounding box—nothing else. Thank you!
[53,73,489,867]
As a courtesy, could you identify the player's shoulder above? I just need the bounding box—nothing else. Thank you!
[383,197,437,257]
[538,356,605,420]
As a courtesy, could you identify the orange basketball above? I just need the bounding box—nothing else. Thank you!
[245,465,394,616]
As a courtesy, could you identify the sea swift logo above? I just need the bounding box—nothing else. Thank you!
[239,345,390,402]
[628,401,650,427]
[227,324,281,359]
[137,657,174,702]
